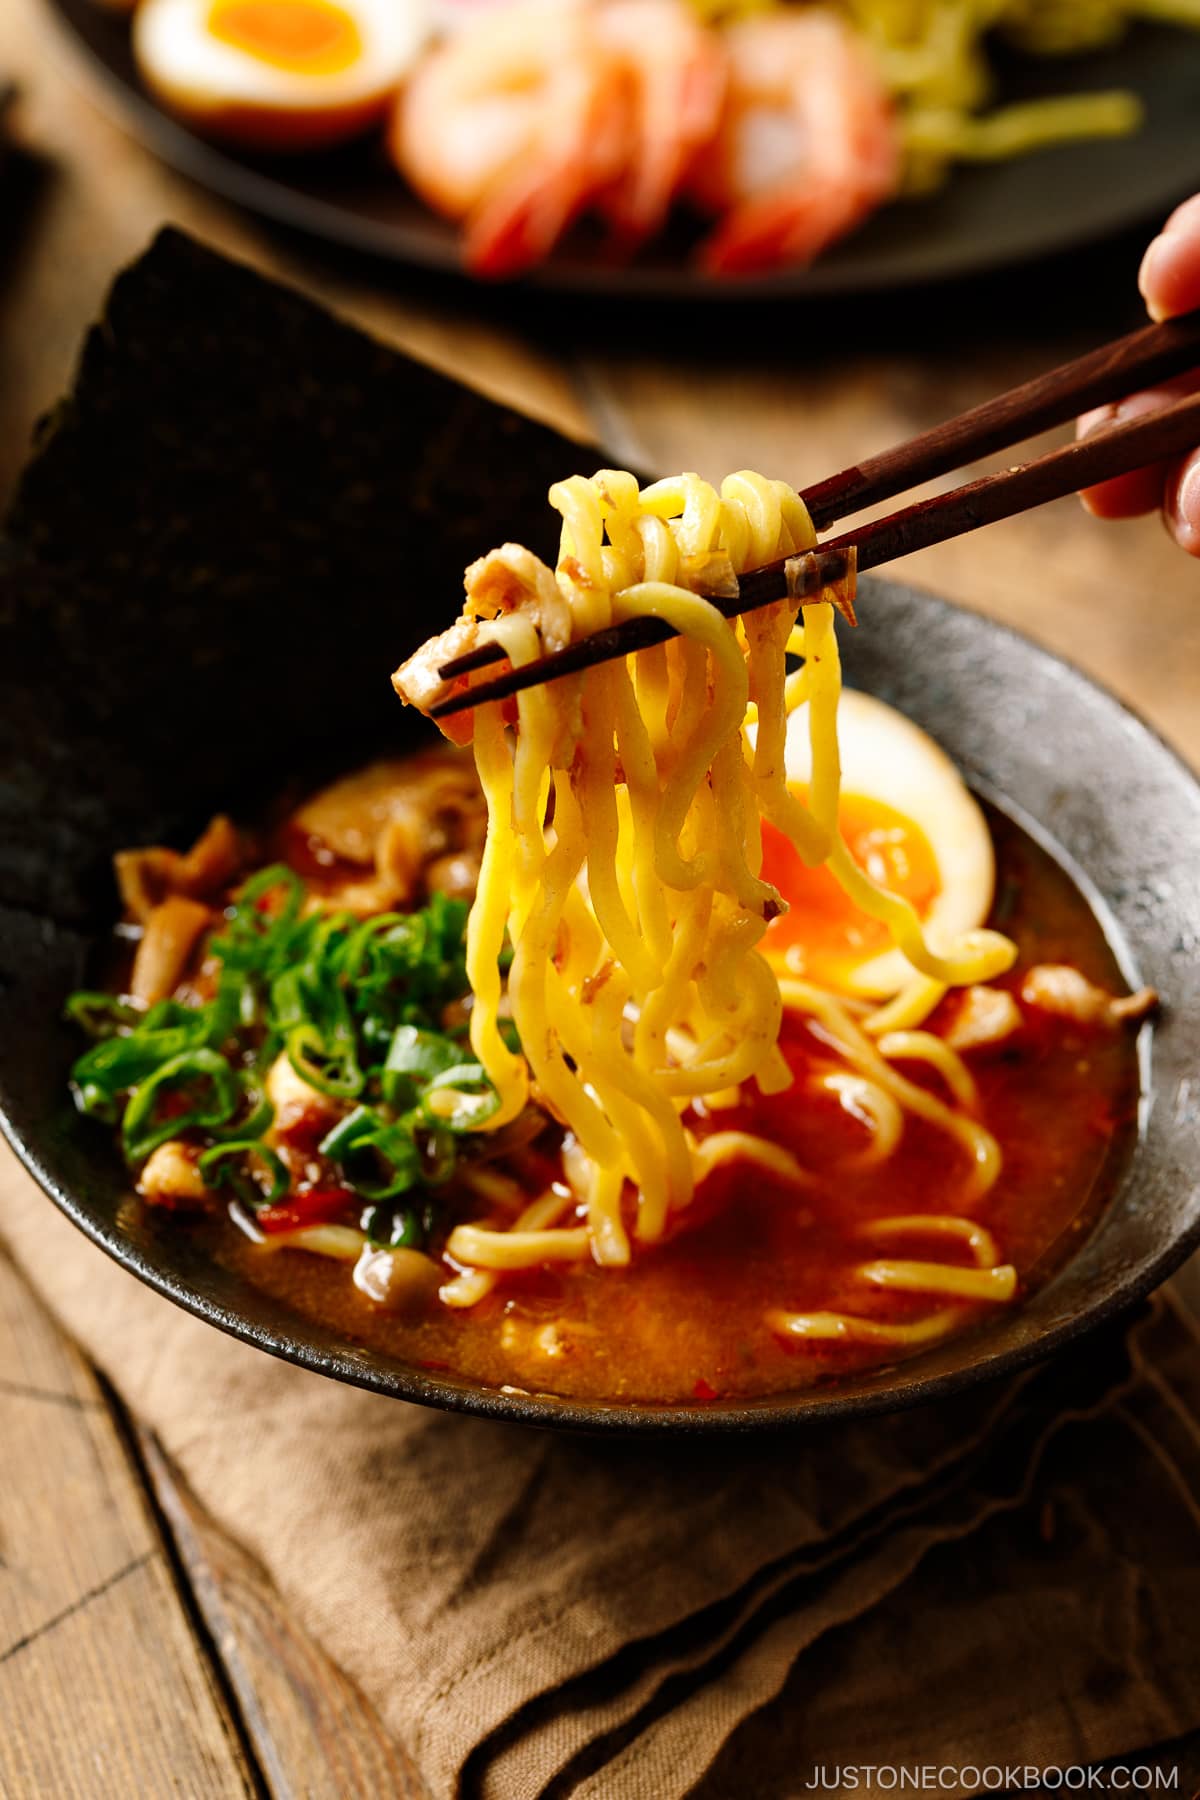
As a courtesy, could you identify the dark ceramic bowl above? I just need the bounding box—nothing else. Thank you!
[1,235,1198,1432]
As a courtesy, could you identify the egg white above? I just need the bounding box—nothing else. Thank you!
[777,687,995,998]
[134,0,431,147]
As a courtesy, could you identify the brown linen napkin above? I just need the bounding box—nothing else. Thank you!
[4,1142,1199,1800]
[689,1291,1200,1800]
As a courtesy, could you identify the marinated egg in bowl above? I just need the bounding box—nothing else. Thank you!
[760,688,995,998]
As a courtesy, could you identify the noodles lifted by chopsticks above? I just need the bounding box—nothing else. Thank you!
[393,468,1017,1281]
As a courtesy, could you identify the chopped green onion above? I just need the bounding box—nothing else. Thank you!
[361,1201,428,1250]
[64,992,144,1039]
[68,868,484,1221]
[199,1140,289,1208]
[205,1079,274,1143]
[74,1080,118,1123]
[382,1024,465,1108]
[72,1009,218,1099]
[419,1123,457,1186]
[349,1119,424,1201]
[318,1104,375,1162]
[225,864,305,940]
[121,1048,242,1161]
[285,1024,363,1100]
[319,1105,423,1202]
[141,999,205,1031]
[273,946,364,1100]
[339,911,411,983]
[422,1063,500,1133]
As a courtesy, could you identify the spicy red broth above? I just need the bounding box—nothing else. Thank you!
[191,804,1142,1404]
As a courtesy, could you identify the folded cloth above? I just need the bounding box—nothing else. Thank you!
[3,1143,1198,1800]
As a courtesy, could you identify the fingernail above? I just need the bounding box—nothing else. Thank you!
[1166,458,1200,555]
[1162,192,1200,238]
[1077,402,1118,440]
[1138,234,1171,320]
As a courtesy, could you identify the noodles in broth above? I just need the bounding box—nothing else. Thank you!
[66,466,1153,1396]
[395,469,1023,1347]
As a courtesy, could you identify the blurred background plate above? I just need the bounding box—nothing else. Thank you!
[45,0,1200,299]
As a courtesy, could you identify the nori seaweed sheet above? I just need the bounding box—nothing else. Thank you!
[0,229,605,924]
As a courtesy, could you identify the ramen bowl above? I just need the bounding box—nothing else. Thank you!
[1,236,1198,1432]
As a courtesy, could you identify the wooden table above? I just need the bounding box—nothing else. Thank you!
[2,0,1198,1791]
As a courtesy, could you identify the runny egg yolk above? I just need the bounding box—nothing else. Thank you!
[760,792,941,991]
[208,0,363,74]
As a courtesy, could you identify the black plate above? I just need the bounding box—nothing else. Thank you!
[1,232,1198,1432]
[45,0,1200,299]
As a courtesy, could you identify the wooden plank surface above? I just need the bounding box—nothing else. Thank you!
[136,1431,429,1800]
[0,1222,428,1800]
[0,1246,258,1799]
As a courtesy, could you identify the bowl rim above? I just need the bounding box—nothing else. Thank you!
[3,582,1198,1433]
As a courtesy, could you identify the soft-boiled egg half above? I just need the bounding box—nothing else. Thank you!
[133,0,431,151]
[758,689,995,999]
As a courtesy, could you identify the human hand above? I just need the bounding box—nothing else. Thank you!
[1077,194,1200,556]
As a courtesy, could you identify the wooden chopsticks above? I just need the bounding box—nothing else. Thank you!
[430,308,1200,721]
[798,305,1200,530]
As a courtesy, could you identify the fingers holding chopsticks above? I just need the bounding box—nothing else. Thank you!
[1077,194,1200,555]
[1140,194,1200,323]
